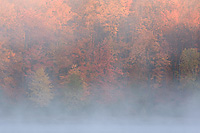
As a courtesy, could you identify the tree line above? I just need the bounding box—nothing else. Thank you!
[0,0,199,116]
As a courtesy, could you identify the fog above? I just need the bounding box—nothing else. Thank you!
[0,93,200,133]
[0,116,200,133]
[0,123,199,133]
[0,0,200,132]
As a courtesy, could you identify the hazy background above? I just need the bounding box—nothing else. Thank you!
[0,0,200,132]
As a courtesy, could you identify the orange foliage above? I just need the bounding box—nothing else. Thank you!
[0,0,199,105]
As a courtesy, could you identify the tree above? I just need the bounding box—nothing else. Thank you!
[127,30,170,88]
[59,65,89,112]
[27,67,54,107]
[69,38,124,103]
[180,48,200,90]
[0,42,22,98]
[0,0,17,31]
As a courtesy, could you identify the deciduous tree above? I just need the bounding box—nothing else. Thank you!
[27,67,54,107]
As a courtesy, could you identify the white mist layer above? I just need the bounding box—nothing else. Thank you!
[0,117,200,133]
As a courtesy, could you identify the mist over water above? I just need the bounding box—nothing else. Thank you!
[0,117,200,133]
[0,0,200,132]
[0,93,200,133]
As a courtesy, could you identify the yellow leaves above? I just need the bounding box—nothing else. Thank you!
[69,64,80,75]
[28,67,54,107]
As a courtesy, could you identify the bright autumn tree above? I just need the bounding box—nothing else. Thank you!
[27,67,54,107]
[0,0,17,32]
[0,0,199,112]
[126,0,198,86]
[0,0,25,47]
[0,42,22,98]
[0,0,25,99]
[126,29,170,88]
[68,37,124,103]
[96,0,131,37]
[68,0,131,40]
[40,0,76,42]
[23,44,55,75]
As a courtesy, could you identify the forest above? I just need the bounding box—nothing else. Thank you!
[0,0,199,118]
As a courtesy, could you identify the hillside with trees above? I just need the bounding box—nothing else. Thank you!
[0,0,199,118]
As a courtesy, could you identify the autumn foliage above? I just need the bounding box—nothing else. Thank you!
[0,0,199,115]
